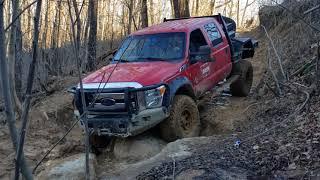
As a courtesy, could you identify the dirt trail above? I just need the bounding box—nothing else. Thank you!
[200,31,266,136]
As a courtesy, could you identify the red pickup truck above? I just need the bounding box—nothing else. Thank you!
[70,14,257,142]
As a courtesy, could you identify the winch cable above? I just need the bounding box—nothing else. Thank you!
[33,39,133,173]
[88,38,133,108]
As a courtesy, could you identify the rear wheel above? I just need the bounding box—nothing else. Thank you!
[159,95,200,142]
[230,60,253,97]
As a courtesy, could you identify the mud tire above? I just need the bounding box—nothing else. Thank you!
[159,95,200,142]
[230,60,253,97]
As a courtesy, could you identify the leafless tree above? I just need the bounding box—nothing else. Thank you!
[141,0,148,28]
[241,0,256,27]
[127,0,134,34]
[210,0,216,15]
[236,0,240,25]
[51,0,61,49]
[8,0,22,114]
[195,0,199,16]
[67,0,90,178]
[109,1,115,49]
[15,0,42,179]
[172,0,180,18]
[172,0,190,18]
[87,0,98,71]
[149,0,155,24]
[0,0,33,179]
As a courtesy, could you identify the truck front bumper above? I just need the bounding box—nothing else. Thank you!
[76,107,169,137]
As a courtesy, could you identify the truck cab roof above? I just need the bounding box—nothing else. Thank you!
[132,17,216,35]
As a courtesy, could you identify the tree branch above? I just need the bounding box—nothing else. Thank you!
[5,0,37,32]
[262,25,287,81]
[15,0,42,179]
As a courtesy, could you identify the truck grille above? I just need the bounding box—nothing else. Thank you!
[73,89,143,117]
[86,92,136,113]
[88,93,135,112]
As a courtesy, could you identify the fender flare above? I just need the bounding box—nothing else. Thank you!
[166,76,196,105]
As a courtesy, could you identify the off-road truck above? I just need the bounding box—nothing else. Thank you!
[69,14,258,142]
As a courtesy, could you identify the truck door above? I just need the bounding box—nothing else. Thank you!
[187,29,214,96]
[203,21,232,86]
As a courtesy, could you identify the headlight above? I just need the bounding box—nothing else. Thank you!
[145,85,166,108]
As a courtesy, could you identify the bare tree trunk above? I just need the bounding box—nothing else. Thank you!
[172,0,180,18]
[210,0,216,15]
[195,0,199,16]
[72,0,81,42]
[109,1,115,50]
[224,0,227,15]
[87,0,98,71]
[27,3,32,48]
[127,0,133,34]
[101,0,108,41]
[172,0,190,18]
[0,1,33,180]
[122,4,126,36]
[170,0,175,18]
[15,9,23,102]
[51,0,62,49]
[236,0,240,26]
[41,0,50,49]
[241,0,252,27]
[149,0,154,24]
[141,0,148,28]
[8,0,22,115]
[67,0,91,178]
[181,0,190,17]
[15,0,42,179]
[228,0,233,17]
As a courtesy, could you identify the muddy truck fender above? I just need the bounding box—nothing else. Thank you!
[167,76,196,103]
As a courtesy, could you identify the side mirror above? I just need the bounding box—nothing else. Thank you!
[189,45,214,63]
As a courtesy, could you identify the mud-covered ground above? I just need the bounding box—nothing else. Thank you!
[0,77,85,178]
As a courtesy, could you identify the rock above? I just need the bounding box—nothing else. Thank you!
[37,153,96,180]
[176,167,248,180]
[288,162,297,170]
[113,134,166,161]
[102,137,217,179]
[176,169,205,180]
[253,145,259,150]
[0,130,5,137]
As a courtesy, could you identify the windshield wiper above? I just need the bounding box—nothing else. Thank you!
[137,57,167,61]
[114,59,130,62]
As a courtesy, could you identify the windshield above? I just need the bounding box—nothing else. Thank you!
[113,32,186,62]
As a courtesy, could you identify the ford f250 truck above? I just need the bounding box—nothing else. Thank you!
[70,14,258,142]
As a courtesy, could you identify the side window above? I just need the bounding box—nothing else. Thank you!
[204,23,223,46]
[189,29,208,53]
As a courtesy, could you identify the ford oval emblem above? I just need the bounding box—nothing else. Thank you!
[101,98,116,106]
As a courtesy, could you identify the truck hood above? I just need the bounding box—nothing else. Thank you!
[82,61,183,87]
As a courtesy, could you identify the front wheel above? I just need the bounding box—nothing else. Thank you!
[159,95,200,142]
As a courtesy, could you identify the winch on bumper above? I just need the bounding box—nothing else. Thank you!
[72,83,170,137]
